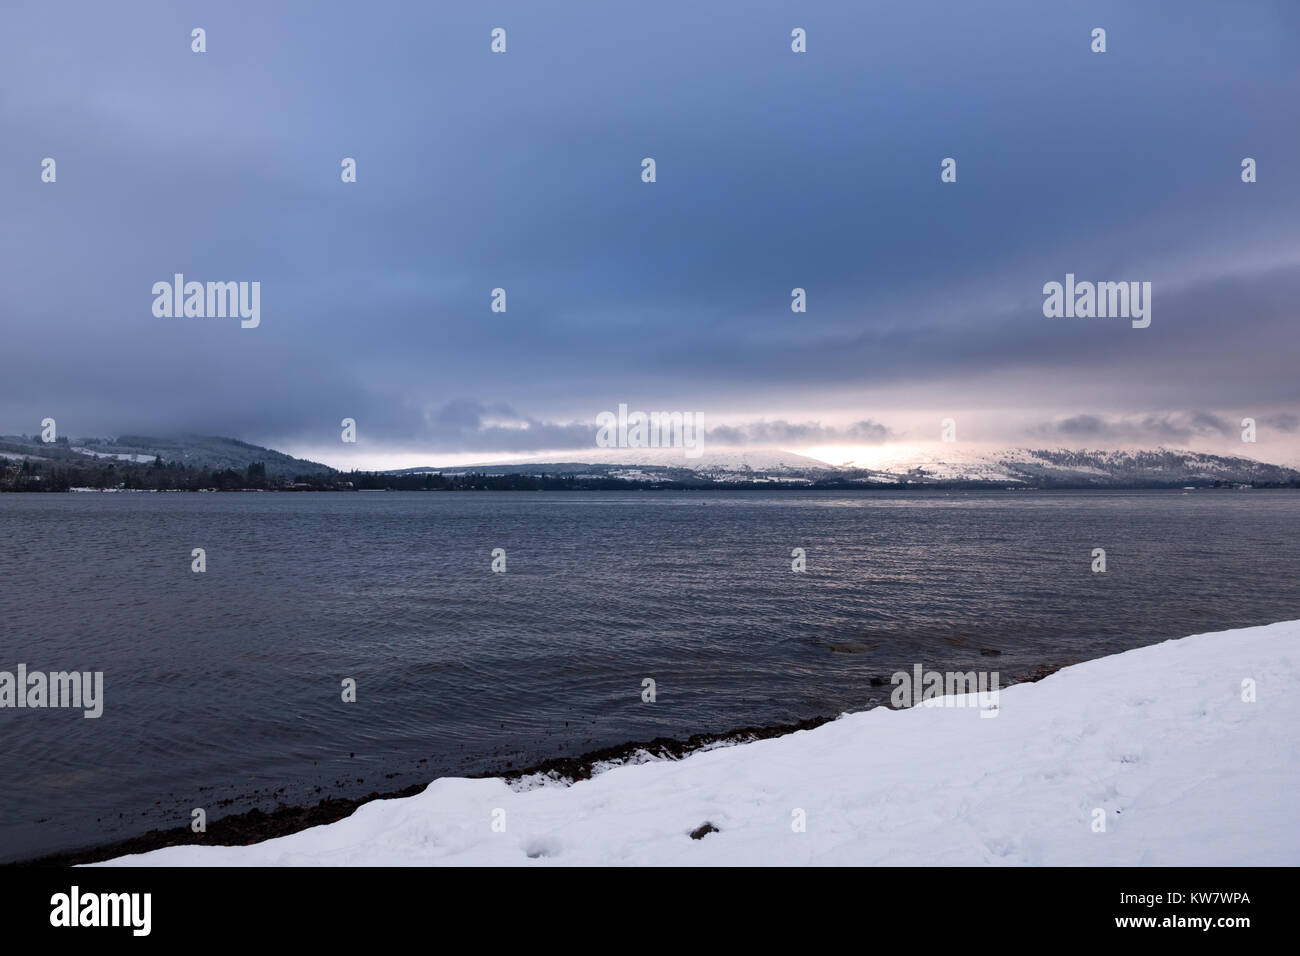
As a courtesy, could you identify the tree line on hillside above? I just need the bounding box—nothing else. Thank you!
[0,457,341,492]
[0,457,677,491]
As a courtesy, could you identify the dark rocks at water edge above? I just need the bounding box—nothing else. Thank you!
[13,715,835,866]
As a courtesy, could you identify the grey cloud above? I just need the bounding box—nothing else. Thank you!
[1037,412,1246,446]
[706,419,891,447]
[1,1,1297,456]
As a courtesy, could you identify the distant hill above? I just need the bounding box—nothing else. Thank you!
[0,434,333,479]
[384,448,834,483]
[836,446,1300,488]
[382,445,1300,488]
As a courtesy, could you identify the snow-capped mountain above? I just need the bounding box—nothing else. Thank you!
[392,444,1300,488]
[837,445,1300,487]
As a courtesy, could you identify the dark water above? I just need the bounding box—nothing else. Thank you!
[1,489,1297,862]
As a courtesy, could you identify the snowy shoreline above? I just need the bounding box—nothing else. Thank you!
[97,620,1299,866]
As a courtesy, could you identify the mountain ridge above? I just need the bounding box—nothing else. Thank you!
[384,444,1300,488]
[0,433,333,478]
[3,434,1297,489]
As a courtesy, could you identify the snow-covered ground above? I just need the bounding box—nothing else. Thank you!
[72,448,157,464]
[98,620,1298,866]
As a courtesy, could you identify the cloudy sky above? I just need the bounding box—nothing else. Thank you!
[3,0,1298,468]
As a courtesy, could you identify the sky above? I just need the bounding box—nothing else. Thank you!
[2,0,1298,469]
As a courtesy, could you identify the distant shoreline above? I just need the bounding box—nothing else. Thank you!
[6,436,1299,492]
[4,481,1298,494]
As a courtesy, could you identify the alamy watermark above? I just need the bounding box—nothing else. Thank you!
[1042,273,1151,328]
[891,664,999,717]
[1,665,103,718]
[152,274,260,328]
[50,886,150,936]
[595,403,704,458]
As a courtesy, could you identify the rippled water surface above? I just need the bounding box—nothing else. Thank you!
[2,489,1297,861]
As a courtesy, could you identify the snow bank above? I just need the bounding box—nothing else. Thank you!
[99,620,1299,866]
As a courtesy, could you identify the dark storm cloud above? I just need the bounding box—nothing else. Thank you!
[1054,415,1109,438]
[1032,408,1300,447]
[418,400,595,452]
[1,0,1297,454]
[1040,412,1237,445]
[706,419,891,448]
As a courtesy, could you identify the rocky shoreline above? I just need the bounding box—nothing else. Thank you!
[16,662,1066,867]
[15,715,837,866]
